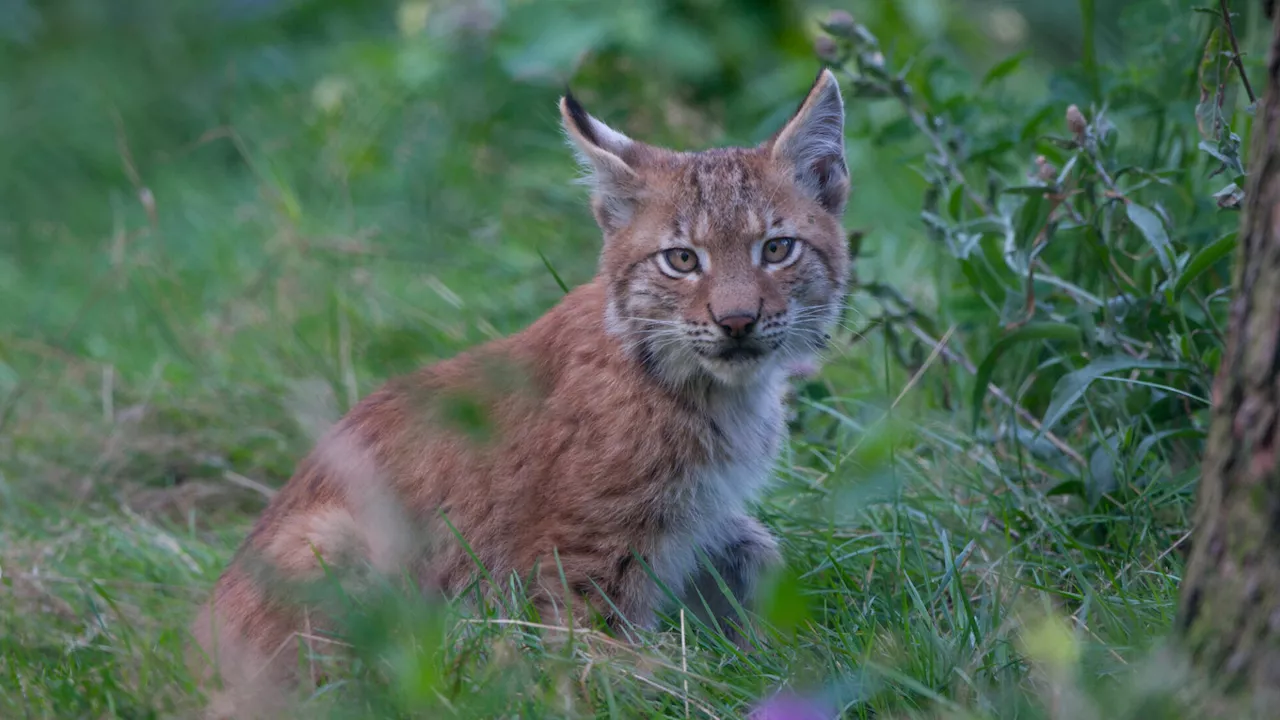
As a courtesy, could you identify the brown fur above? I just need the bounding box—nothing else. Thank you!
[189,69,852,717]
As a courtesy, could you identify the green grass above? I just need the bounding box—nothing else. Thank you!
[0,162,1195,716]
[1,0,1249,717]
[0,317,1195,718]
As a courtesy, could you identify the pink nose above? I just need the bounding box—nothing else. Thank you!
[717,313,757,339]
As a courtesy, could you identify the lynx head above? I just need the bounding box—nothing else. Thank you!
[560,69,850,388]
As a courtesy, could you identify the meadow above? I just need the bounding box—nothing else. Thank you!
[0,0,1261,717]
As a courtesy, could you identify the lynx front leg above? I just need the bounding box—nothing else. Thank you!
[530,555,660,643]
[682,514,782,650]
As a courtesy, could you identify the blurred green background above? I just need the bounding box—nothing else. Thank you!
[0,0,1265,717]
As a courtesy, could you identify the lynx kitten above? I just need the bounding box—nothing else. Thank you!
[191,68,850,717]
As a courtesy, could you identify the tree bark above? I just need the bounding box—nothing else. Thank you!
[1179,4,1280,713]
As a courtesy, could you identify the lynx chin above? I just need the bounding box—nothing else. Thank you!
[190,68,851,718]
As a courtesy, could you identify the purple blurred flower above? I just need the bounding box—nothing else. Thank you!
[784,358,820,380]
[749,691,834,720]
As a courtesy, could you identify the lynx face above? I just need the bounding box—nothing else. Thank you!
[561,71,851,387]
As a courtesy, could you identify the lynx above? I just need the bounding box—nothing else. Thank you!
[190,68,850,717]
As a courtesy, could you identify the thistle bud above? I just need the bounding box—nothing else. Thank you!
[1035,155,1056,183]
[1066,104,1087,139]
[814,36,841,64]
[824,10,857,38]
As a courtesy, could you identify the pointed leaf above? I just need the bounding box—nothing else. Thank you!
[538,248,570,294]
[1126,202,1174,275]
[1196,27,1237,142]
[1035,357,1191,443]
[1013,191,1052,250]
[1173,231,1237,299]
[1088,434,1119,507]
[981,51,1030,88]
[972,323,1083,430]
[1003,184,1055,196]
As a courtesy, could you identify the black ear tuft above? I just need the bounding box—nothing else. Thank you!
[558,90,642,234]
[562,90,598,147]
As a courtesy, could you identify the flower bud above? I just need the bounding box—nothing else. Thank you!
[1066,104,1087,139]
[1035,155,1056,183]
[814,36,841,63]
[824,10,857,38]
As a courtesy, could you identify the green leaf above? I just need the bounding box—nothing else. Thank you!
[1047,480,1086,498]
[538,248,570,294]
[1020,104,1059,143]
[1013,191,1053,253]
[1002,184,1054,196]
[972,323,1083,430]
[1126,202,1175,276]
[850,79,893,99]
[1035,357,1191,443]
[1088,434,1120,506]
[1130,427,1204,476]
[981,51,1029,88]
[1204,346,1223,374]
[1080,0,1099,101]
[758,564,811,637]
[1173,232,1237,299]
[1195,27,1238,143]
[947,183,964,220]
[435,391,494,442]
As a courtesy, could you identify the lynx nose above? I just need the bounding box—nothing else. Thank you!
[716,311,758,339]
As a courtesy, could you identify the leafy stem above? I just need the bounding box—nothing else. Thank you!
[1219,0,1257,104]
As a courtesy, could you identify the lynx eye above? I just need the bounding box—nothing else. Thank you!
[762,237,797,265]
[661,248,700,274]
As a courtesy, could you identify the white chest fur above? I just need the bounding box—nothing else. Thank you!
[648,374,787,598]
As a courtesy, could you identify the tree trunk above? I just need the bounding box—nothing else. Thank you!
[1179,4,1280,712]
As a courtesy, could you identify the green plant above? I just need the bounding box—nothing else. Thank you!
[0,0,1266,717]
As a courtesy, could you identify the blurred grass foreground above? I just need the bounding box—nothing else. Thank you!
[0,0,1265,717]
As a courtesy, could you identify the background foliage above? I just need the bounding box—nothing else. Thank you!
[0,0,1265,717]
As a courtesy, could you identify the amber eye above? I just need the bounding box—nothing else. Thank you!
[762,237,797,264]
[662,248,700,274]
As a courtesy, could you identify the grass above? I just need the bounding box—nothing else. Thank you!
[0,362,1195,718]
[0,173,1194,717]
[0,1,1226,717]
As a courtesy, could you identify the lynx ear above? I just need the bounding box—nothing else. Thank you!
[769,69,849,216]
[559,91,643,233]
